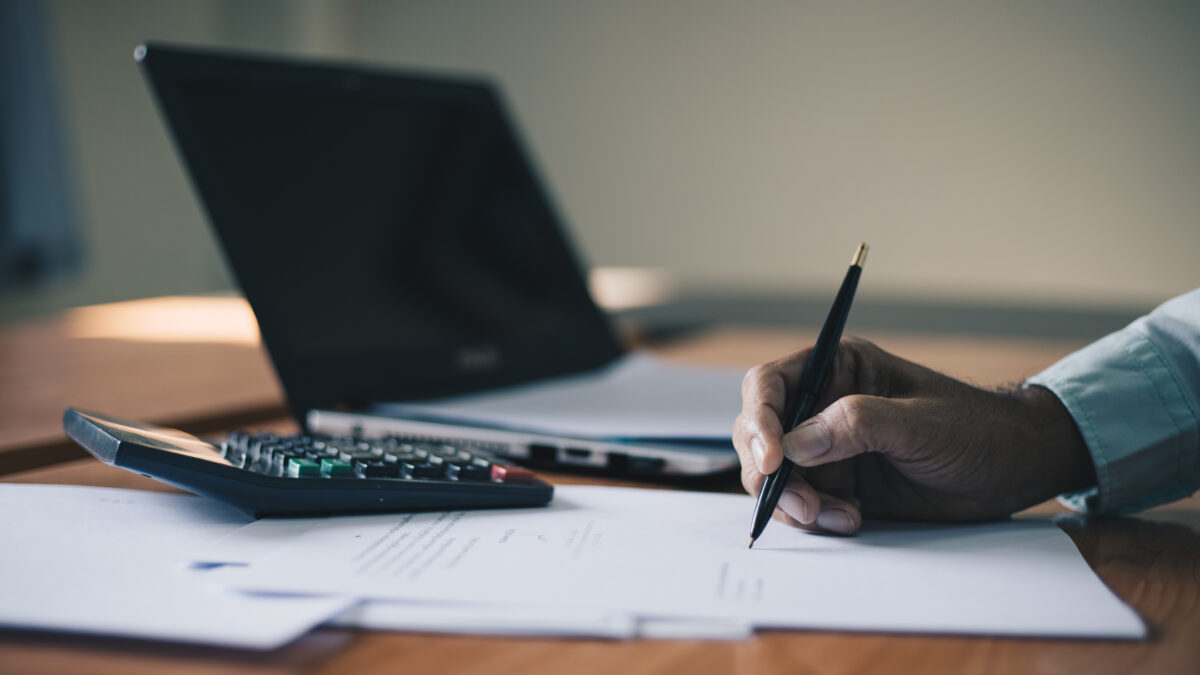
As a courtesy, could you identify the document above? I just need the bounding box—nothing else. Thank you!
[0,485,351,649]
[327,602,751,640]
[202,530,746,639]
[208,486,1144,639]
[373,351,747,440]
[329,601,638,638]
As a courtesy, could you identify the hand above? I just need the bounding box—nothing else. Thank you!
[732,337,1096,535]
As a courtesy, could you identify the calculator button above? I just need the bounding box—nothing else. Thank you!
[355,460,402,478]
[309,446,340,459]
[428,445,461,458]
[286,458,321,477]
[259,442,285,462]
[227,431,250,453]
[401,461,445,479]
[490,464,536,483]
[224,447,248,469]
[339,449,382,463]
[446,462,491,481]
[271,449,305,475]
[320,458,355,477]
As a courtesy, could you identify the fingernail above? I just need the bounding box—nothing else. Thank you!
[784,421,831,465]
[816,509,854,534]
[750,436,766,469]
[778,490,807,523]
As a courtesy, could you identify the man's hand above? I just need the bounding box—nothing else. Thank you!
[732,337,1096,534]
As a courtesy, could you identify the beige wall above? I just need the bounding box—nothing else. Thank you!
[9,0,1199,320]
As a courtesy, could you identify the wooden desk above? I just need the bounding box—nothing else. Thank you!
[2,298,1198,674]
[0,297,286,474]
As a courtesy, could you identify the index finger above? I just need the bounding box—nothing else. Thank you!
[733,350,814,485]
[741,348,815,417]
[733,349,812,457]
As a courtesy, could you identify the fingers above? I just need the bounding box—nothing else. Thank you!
[774,486,862,535]
[812,492,861,534]
[734,403,785,481]
[760,463,862,534]
[744,349,817,409]
[734,342,872,485]
[782,394,912,468]
[784,462,862,534]
[735,357,807,494]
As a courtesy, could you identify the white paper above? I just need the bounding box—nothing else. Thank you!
[326,602,752,640]
[0,484,351,649]
[329,601,637,638]
[210,486,1144,639]
[636,617,753,641]
[198,527,748,640]
[374,351,747,441]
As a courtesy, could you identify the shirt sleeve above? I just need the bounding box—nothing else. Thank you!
[1025,288,1200,514]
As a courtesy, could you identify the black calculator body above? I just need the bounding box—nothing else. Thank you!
[63,407,553,518]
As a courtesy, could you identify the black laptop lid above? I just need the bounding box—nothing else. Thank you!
[137,43,622,420]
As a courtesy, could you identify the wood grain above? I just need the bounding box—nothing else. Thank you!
[0,298,286,474]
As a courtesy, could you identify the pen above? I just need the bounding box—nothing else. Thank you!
[747,242,868,549]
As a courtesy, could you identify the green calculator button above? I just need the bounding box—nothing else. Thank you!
[320,458,354,477]
[286,458,321,477]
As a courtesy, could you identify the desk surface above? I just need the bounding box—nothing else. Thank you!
[0,296,1089,474]
[0,297,286,474]
[2,297,1198,674]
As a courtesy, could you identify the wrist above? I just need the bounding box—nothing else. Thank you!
[1010,384,1097,505]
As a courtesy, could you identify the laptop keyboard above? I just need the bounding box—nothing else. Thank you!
[222,431,537,484]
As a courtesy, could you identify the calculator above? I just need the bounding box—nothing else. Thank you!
[62,407,554,517]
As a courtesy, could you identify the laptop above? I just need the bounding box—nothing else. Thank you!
[136,43,741,478]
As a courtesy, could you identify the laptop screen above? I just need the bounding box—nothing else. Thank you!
[138,44,621,419]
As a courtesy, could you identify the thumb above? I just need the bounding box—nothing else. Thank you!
[781,395,908,467]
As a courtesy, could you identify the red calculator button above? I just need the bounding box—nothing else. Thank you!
[491,464,536,483]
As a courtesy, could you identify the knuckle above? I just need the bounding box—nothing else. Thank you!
[839,335,867,350]
[742,364,769,390]
[733,408,764,438]
[831,395,875,451]
[841,335,878,353]
[743,363,783,401]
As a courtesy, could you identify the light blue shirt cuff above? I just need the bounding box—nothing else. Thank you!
[1026,301,1200,514]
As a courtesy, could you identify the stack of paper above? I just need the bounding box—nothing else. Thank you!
[200,485,1145,639]
[0,484,350,649]
[0,484,1145,648]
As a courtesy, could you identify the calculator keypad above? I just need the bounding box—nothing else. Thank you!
[222,432,516,483]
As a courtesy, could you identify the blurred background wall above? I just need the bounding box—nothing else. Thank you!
[3,0,1198,323]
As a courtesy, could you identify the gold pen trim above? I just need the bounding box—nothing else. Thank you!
[852,242,869,267]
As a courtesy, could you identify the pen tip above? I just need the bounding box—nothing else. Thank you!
[747,538,756,549]
[852,242,869,267]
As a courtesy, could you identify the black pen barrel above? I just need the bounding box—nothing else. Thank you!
[793,264,861,410]
[750,460,792,540]
[747,243,867,547]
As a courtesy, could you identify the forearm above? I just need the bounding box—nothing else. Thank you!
[1026,289,1200,514]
